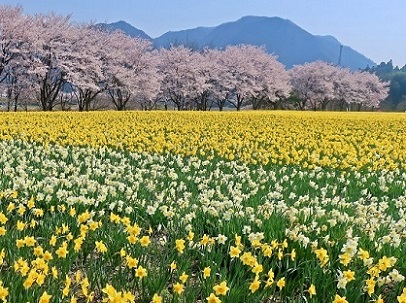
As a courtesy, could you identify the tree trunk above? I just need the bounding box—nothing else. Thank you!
[236,94,244,111]
[13,94,19,112]
[357,103,362,111]
[78,88,102,111]
[217,99,226,111]
[321,100,329,111]
[6,87,12,112]
[338,99,347,111]
[108,88,131,111]
[252,98,260,110]
[39,75,64,111]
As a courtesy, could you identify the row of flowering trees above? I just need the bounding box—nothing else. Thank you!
[0,5,388,111]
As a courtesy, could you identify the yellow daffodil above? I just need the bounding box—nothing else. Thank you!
[38,291,52,303]
[56,243,68,258]
[139,235,151,247]
[206,293,221,303]
[135,266,147,279]
[126,255,139,269]
[213,281,229,296]
[151,293,163,303]
[229,246,241,258]
[175,239,185,254]
[249,276,261,293]
[0,281,8,302]
[308,284,316,298]
[95,240,108,253]
[277,277,286,290]
[333,294,348,303]
[170,261,177,272]
[203,266,211,279]
[173,282,184,295]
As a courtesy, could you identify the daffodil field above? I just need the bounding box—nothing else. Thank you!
[1,111,406,303]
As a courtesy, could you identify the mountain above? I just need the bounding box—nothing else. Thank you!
[153,16,375,70]
[95,20,151,40]
[97,17,375,70]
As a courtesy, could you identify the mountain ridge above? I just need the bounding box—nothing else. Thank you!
[96,16,375,70]
[95,20,151,40]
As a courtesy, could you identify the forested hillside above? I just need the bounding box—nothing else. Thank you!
[366,60,406,111]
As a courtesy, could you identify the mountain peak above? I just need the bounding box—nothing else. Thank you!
[95,20,151,40]
[238,15,286,22]
[317,35,340,45]
[110,20,129,26]
[235,16,298,28]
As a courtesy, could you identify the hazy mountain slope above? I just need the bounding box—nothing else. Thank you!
[95,20,151,40]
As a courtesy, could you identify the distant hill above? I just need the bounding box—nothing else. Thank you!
[98,17,375,70]
[95,20,151,40]
[154,16,375,70]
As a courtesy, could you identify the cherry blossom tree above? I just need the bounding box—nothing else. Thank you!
[290,61,338,110]
[0,5,34,111]
[157,45,204,110]
[290,62,388,111]
[248,50,291,109]
[64,25,106,111]
[209,45,290,111]
[187,49,215,111]
[212,45,259,111]
[26,13,73,111]
[203,48,228,111]
[330,68,357,110]
[350,71,389,110]
[0,57,34,111]
[104,31,159,110]
[0,5,30,82]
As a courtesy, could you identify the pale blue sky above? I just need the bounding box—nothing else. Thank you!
[1,0,405,66]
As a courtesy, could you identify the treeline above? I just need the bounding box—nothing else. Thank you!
[0,5,389,112]
[365,61,406,111]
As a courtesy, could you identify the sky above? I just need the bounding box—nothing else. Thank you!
[1,0,405,67]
